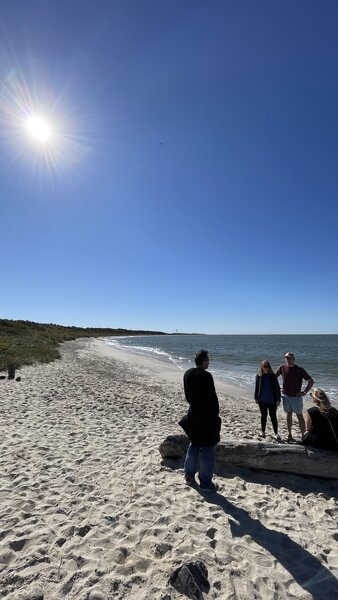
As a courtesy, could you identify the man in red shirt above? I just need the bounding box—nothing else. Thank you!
[276,352,314,442]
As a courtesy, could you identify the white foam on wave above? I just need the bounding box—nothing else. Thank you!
[102,337,189,371]
[212,367,256,390]
[102,337,338,405]
[103,338,257,389]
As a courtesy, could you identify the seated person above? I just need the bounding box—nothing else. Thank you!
[302,388,338,451]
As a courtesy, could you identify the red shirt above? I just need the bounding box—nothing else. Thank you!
[275,364,311,396]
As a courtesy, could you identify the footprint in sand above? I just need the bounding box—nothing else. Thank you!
[230,568,257,598]
[76,524,91,537]
[110,546,130,564]
[0,530,10,542]
[233,543,273,568]
[21,501,35,512]
[55,537,67,547]
[154,542,172,558]
[206,527,217,548]
[9,538,27,552]
[61,572,84,595]
[206,527,217,539]
[0,550,15,564]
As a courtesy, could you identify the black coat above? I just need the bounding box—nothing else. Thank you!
[302,406,338,451]
[180,367,221,447]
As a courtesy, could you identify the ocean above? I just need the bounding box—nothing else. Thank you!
[103,334,338,406]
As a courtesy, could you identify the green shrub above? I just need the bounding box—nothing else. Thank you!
[0,319,165,371]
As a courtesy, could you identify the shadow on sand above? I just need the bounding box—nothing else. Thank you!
[198,490,338,600]
[162,457,338,499]
[162,458,338,598]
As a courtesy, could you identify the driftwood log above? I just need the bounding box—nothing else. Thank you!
[159,434,338,479]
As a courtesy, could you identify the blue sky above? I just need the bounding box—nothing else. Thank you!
[0,0,337,334]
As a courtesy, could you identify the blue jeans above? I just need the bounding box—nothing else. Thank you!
[184,444,215,486]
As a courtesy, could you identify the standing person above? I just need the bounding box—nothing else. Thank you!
[180,349,221,493]
[302,389,338,451]
[276,352,314,442]
[254,360,281,441]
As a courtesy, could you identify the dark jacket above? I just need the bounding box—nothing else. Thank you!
[302,406,338,451]
[180,367,221,447]
[254,373,281,404]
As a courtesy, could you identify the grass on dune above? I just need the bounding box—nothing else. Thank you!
[0,319,165,372]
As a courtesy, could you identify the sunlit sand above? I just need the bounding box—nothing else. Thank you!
[1,339,337,599]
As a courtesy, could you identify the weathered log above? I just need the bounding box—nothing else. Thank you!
[159,434,338,479]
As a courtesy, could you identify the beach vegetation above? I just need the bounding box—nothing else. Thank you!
[0,319,165,372]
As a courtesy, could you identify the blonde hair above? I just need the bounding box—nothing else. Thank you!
[310,388,332,415]
[259,360,274,377]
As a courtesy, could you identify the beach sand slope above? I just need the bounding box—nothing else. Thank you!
[0,338,338,599]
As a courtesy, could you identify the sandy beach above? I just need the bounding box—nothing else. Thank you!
[1,338,338,600]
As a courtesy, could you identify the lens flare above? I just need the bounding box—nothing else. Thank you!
[26,116,51,143]
[0,55,92,182]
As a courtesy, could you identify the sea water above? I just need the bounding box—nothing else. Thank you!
[103,334,338,406]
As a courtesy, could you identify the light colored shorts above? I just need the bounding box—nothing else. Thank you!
[282,395,303,414]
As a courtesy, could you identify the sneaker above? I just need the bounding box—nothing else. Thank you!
[258,431,266,438]
[287,435,295,443]
[184,473,196,486]
[274,434,282,442]
[199,481,219,493]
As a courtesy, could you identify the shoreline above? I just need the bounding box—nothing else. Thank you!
[96,337,253,401]
[0,337,337,599]
[97,337,314,413]
[100,334,338,408]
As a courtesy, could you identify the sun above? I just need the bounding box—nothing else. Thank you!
[26,116,51,143]
[0,65,92,172]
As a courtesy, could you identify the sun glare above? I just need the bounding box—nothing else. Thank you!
[0,61,92,177]
[26,116,51,143]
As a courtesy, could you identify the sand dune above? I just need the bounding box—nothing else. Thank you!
[0,338,337,599]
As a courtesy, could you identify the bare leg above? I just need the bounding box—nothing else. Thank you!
[296,413,306,436]
[286,411,293,436]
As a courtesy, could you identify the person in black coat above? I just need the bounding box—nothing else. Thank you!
[180,349,221,492]
[301,388,338,451]
[254,360,281,440]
